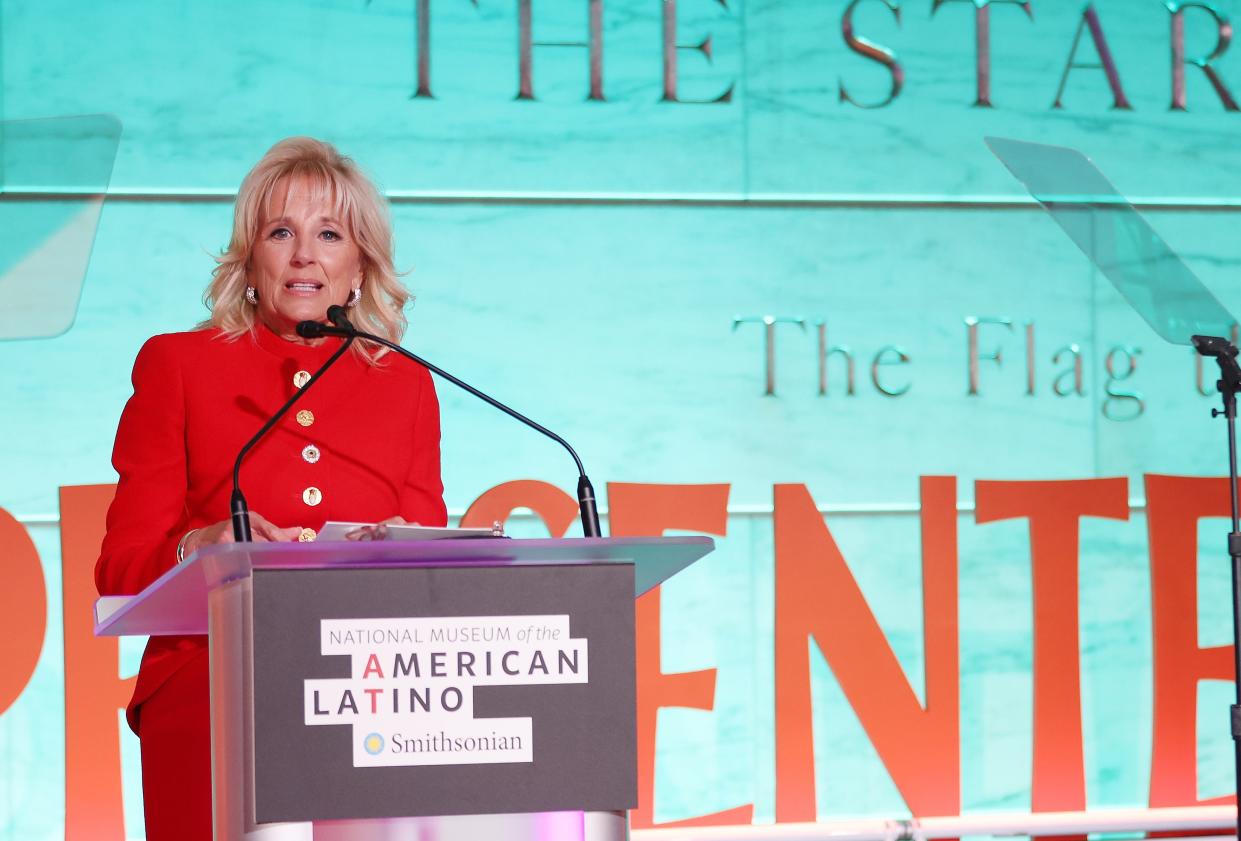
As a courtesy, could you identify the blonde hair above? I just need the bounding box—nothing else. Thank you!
[202,137,408,362]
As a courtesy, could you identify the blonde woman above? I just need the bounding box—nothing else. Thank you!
[95,137,446,840]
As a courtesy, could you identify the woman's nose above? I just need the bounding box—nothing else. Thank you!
[290,241,315,265]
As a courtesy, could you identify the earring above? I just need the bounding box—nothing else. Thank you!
[347,288,362,308]
[245,286,258,305]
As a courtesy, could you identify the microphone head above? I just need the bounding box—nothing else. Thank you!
[296,320,325,339]
[327,305,356,332]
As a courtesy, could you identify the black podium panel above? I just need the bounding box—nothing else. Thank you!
[251,563,636,823]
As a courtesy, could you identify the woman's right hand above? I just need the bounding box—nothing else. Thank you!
[183,512,303,556]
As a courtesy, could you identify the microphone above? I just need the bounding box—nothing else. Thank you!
[294,315,604,538]
[229,329,356,541]
[296,320,332,339]
[327,304,353,332]
[296,306,352,339]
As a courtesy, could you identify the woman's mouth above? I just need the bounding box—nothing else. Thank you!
[285,280,324,294]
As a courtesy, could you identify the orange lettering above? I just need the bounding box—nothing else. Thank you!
[775,478,959,821]
[61,484,135,841]
[975,478,1129,819]
[609,482,751,829]
[0,507,47,715]
[460,479,579,536]
[1146,474,1235,807]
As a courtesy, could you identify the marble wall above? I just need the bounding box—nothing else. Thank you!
[1,1,1240,837]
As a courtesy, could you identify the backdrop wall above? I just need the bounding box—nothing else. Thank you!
[2,1,1240,838]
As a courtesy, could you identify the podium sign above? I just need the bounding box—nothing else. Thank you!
[251,563,636,822]
[95,537,712,840]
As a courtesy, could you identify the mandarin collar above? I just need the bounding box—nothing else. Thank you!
[248,322,346,363]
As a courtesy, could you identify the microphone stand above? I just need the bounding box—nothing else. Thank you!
[230,333,357,541]
[304,310,603,538]
[1192,333,1241,838]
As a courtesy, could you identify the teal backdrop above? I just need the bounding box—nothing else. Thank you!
[3,1,1241,838]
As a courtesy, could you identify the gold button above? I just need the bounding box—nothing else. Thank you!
[296,410,315,427]
[293,370,312,389]
[302,486,322,506]
[299,527,317,542]
[302,444,321,464]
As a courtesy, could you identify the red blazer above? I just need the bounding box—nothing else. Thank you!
[96,326,447,732]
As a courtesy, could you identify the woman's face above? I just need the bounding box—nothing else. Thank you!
[249,177,362,339]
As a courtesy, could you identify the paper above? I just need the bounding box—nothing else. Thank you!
[315,521,501,542]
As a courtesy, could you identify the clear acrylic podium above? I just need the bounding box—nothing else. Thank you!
[94,536,713,841]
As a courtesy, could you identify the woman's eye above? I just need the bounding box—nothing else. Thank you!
[269,227,291,239]
[321,230,341,242]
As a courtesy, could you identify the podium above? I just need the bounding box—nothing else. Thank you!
[94,536,712,841]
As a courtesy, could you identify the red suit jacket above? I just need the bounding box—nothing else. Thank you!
[95,325,447,731]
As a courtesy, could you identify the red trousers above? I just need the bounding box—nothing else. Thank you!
[137,647,213,840]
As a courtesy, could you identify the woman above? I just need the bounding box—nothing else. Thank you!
[95,137,447,840]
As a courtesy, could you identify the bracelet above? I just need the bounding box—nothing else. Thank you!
[176,528,200,564]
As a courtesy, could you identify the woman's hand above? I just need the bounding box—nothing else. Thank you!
[184,512,303,555]
[346,515,412,542]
